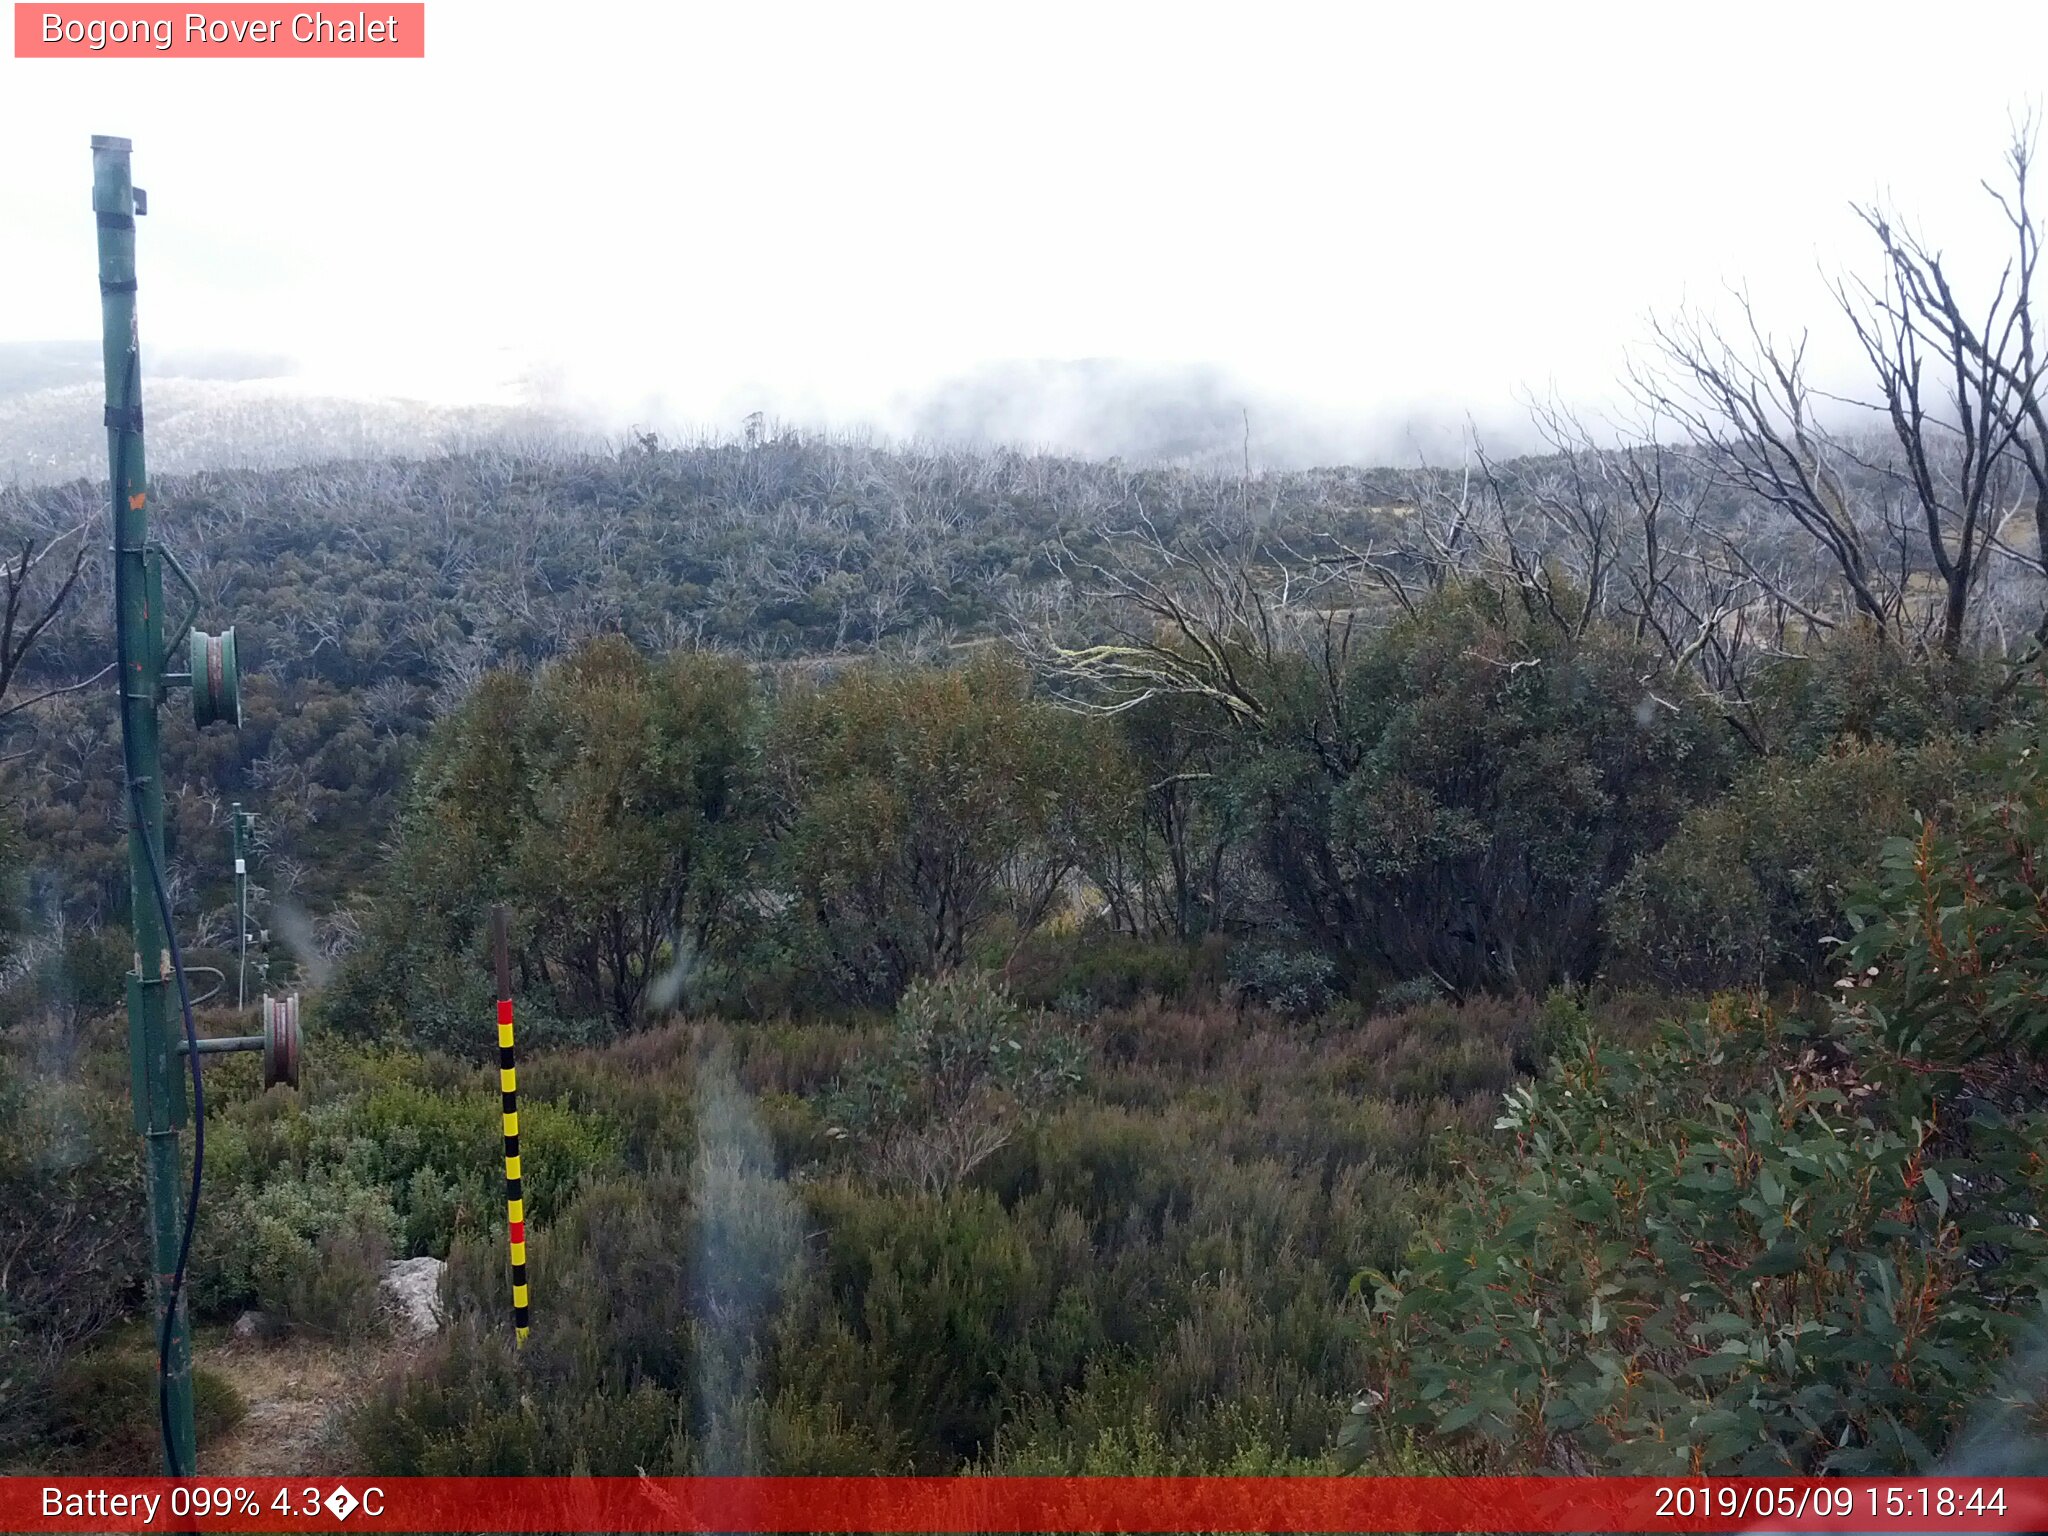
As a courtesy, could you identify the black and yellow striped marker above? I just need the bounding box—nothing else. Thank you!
[492,905,529,1344]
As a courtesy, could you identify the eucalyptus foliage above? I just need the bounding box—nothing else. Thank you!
[1365,996,2048,1473]
[1842,718,2048,1062]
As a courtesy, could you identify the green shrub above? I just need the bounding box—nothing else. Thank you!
[347,1319,557,1474]
[1344,994,1529,1104]
[762,656,1132,1008]
[41,1351,244,1472]
[823,971,1086,1192]
[1841,720,2048,1062]
[345,984,1473,1477]
[0,1055,147,1460]
[1227,946,1338,1018]
[328,641,761,1045]
[991,1368,1350,1474]
[1001,933,1221,1013]
[1239,582,1729,994]
[802,1179,1061,1466]
[36,927,131,1018]
[1366,995,2048,1473]
[1746,628,2006,760]
[1369,974,1444,1015]
[1608,738,1971,992]
[1525,986,1590,1075]
[0,928,130,1042]
[192,1042,624,1302]
[193,1173,400,1334]
[519,1042,695,1173]
[318,1069,619,1253]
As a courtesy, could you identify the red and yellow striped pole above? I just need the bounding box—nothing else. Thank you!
[492,905,529,1344]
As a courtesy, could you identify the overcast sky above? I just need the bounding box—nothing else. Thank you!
[5,1,2048,456]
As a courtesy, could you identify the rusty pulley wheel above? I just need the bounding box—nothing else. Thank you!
[261,993,300,1090]
[189,626,241,730]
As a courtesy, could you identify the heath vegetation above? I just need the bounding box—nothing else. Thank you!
[5,131,2048,1477]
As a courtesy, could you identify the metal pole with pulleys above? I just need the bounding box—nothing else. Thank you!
[94,128,202,1482]
[93,134,291,1478]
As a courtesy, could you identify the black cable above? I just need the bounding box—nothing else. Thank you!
[136,779,204,1479]
[108,341,206,1477]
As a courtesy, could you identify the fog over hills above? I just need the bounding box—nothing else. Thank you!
[0,341,295,394]
[0,341,579,486]
[0,340,1512,487]
[887,358,1515,472]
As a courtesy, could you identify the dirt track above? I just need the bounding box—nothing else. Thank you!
[202,1332,420,1477]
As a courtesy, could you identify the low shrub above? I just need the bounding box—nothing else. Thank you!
[822,971,1086,1193]
[0,1053,147,1461]
[1001,933,1225,1013]
[341,979,1505,1478]
[1840,720,2048,1062]
[1606,738,1971,993]
[1366,995,2048,1473]
[1227,946,1338,1019]
[1341,994,1529,1104]
[192,1041,624,1316]
[40,1350,244,1472]
[192,1173,400,1335]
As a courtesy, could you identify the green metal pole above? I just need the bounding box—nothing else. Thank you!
[233,804,248,1011]
[93,133,196,1478]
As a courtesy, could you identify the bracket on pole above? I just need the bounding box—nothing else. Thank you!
[175,994,299,1089]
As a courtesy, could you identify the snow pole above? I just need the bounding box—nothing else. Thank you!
[493,905,530,1344]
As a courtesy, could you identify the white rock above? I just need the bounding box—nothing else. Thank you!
[379,1256,447,1340]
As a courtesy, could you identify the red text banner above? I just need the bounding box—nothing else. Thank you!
[13,5,424,57]
[3,1477,2047,1533]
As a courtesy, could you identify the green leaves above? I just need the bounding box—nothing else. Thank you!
[330,638,761,1044]
[1920,1166,1949,1220]
[821,971,1087,1194]
[1366,997,2048,1474]
[1840,721,2048,1062]
[1333,1397,1377,1470]
[1254,583,1730,995]
[763,655,1135,1007]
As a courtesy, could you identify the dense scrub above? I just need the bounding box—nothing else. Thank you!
[342,977,1528,1474]
[1369,994,2048,1472]
[320,588,1750,1047]
[4,441,2045,1477]
[0,439,1397,927]
[5,969,1547,1474]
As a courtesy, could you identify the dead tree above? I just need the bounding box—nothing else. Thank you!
[1027,513,1297,725]
[1640,124,2048,660]
[1516,399,1788,749]
[0,519,103,736]
[1850,121,2048,655]
[1833,226,2028,655]
[1636,297,1894,640]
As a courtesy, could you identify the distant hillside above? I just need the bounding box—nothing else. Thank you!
[0,340,296,395]
[0,354,577,486]
[1,343,1500,486]
[0,433,1401,927]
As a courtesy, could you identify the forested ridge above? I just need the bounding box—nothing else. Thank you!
[5,141,2048,1480]
[0,434,1404,927]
